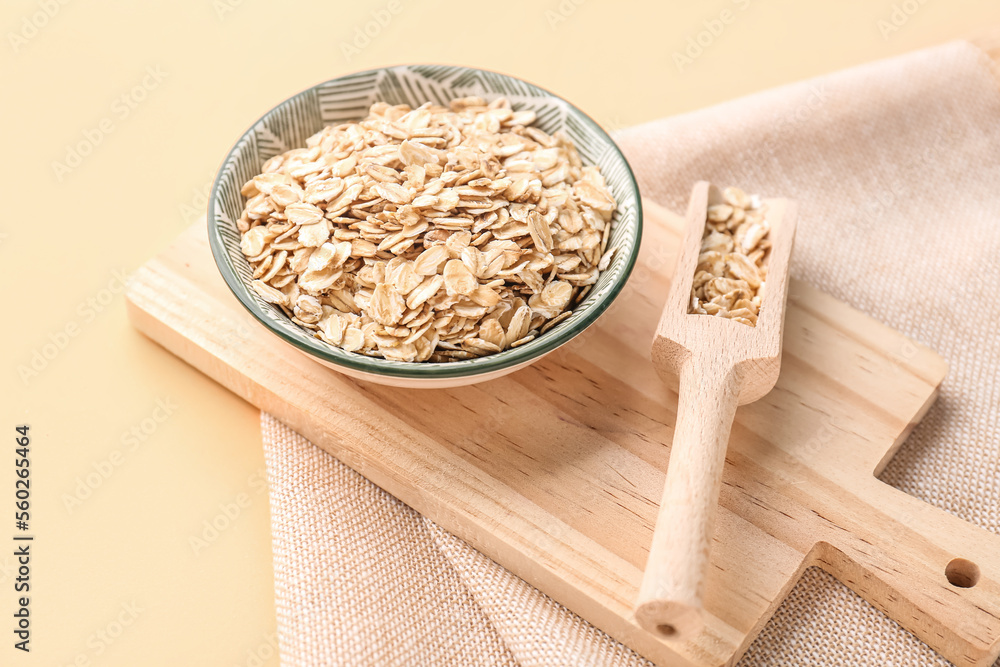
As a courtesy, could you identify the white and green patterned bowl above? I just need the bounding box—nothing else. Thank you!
[209,65,642,388]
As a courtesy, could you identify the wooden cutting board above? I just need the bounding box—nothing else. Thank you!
[125,200,1000,667]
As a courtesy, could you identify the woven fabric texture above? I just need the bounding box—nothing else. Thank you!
[262,39,1000,667]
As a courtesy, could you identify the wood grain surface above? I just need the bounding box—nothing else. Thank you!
[126,200,1000,667]
[637,184,798,639]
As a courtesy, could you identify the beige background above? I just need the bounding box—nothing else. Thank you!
[2,1,999,665]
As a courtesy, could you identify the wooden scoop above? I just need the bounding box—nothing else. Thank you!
[635,181,798,640]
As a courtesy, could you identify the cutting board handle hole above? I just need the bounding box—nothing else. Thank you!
[655,624,677,637]
[945,558,980,588]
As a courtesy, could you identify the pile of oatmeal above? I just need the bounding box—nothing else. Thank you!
[689,186,771,327]
[238,97,616,362]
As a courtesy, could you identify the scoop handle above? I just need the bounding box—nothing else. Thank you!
[636,354,741,640]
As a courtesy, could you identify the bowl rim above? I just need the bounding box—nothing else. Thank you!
[208,63,643,381]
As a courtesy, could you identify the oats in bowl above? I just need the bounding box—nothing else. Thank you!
[237,96,617,363]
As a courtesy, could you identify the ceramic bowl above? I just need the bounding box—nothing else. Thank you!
[208,65,642,388]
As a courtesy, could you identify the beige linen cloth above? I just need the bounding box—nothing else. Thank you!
[262,40,1000,666]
